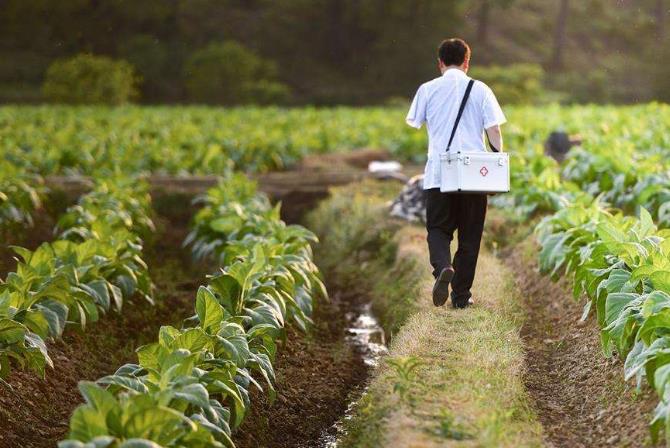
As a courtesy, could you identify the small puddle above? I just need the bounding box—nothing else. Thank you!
[318,302,388,447]
[345,303,388,367]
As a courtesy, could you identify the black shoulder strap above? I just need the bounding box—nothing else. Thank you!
[446,79,475,152]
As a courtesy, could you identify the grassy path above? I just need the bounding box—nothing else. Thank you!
[340,227,544,447]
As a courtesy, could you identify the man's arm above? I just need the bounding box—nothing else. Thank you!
[485,124,503,152]
[406,84,427,129]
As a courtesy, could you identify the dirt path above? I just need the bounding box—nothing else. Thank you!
[0,197,207,448]
[508,240,660,448]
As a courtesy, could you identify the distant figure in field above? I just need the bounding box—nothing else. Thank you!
[405,38,506,309]
[544,131,582,162]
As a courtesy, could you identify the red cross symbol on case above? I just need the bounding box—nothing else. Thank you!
[480,166,489,177]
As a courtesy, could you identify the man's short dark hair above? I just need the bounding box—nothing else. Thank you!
[438,38,471,66]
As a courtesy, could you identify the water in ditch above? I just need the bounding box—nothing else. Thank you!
[317,302,388,447]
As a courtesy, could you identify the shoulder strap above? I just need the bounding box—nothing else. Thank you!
[446,79,475,152]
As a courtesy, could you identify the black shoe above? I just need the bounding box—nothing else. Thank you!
[432,267,455,307]
[451,293,473,309]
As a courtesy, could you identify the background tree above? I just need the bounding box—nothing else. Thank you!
[476,0,516,48]
[0,0,666,104]
[184,41,290,105]
[657,0,666,41]
[42,54,139,105]
[550,0,570,70]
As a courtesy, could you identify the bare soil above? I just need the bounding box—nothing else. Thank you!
[508,242,660,448]
[299,148,390,171]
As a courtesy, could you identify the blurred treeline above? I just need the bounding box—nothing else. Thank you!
[1,0,668,105]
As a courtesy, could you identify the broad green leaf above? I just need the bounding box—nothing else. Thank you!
[173,328,211,353]
[0,318,27,344]
[655,363,670,397]
[97,375,148,394]
[123,406,192,445]
[651,271,670,294]
[87,280,112,311]
[639,207,656,236]
[67,406,109,442]
[639,309,670,345]
[107,283,123,312]
[36,299,69,337]
[196,286,224,332]
[605,292,639,326]
[78,381,119,416]
[173,383,211,409]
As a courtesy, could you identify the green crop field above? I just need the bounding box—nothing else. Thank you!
[2,103,670,447]
[3,1,670,446]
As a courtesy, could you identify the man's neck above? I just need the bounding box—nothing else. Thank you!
[441,65,465,75]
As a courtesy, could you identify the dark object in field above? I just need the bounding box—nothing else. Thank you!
[390,175,426,223]
[544,131,582,162]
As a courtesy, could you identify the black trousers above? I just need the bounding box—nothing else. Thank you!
[424,189,487,302]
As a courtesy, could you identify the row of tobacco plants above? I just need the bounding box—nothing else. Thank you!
[499,111,670,443]
[537,202,670,443]
[0,176,154,380]
[58,173,327,447]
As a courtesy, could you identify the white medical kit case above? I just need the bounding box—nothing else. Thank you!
[438,78,510,194]
[439,151,510,193]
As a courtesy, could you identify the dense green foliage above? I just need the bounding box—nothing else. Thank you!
[0,160,43,231]
[495,103,670,221]
[2,103,669,180]
[42,54,139,105]
[0,177,153,380]
[469,64,547,105]
[1,0,667,104]
[184,42,290,105]
[59,175,326,447]
[0,106,424,175]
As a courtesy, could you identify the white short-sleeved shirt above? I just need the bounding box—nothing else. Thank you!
[406,68,506,189]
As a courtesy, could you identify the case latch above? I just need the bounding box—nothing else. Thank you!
[498,157,504,166]
[464,156,471,165]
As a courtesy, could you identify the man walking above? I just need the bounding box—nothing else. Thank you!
[406,38,506,308]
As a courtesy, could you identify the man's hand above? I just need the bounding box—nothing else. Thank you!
[486,124,503,197]
[485,125,503,152]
